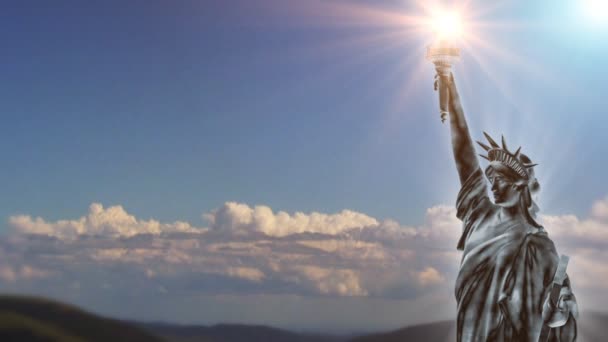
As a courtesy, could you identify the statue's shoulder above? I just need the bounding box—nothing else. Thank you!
[456,168,493,221]
[524,228,559,258]
[531,227,553,241]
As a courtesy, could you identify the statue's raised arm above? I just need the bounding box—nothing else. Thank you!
[437,73,480,185]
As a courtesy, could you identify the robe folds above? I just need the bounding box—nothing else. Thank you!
[454,168,577,342]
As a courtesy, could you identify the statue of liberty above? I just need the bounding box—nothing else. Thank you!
[436,72,579,341]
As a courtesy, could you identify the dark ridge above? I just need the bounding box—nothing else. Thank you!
[0,295,163,342]
[0,311,83,342]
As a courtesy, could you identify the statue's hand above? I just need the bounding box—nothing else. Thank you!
[434,74,439,91]
[543,289,577,328]
[433,72,451,91]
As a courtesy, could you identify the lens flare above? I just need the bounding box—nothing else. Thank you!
[431,10,463,40]
[582,0,608,25]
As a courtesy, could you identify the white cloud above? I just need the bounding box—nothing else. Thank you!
[293,265,367,296]
[9,203,205,239]
[419,205,462,242]
[3,201,460,300]
[0,264,50,282]
[416,267,444,286]
[0,265,16,282]
[204,202,379,236]
[591,197,608,221]
[297,240,388,260]
[11,199,608,306]
[541,213,608,248]
[227,267,265,283]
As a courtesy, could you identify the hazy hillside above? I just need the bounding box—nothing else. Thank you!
[141,312,608,342]
[0,295,605,342]
[142,323,347,342]
[350,314,601,342]
[0,295,162,342]
[350,321,455,342]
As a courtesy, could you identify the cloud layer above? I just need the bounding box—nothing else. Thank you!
[10,203,204,239]
[3,198,608,327]
[4,202,460,300]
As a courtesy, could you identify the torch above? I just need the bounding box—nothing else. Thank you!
[426,42,460,123]
[426,11,462,123]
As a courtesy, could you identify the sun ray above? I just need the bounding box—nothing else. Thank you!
[270,0,580,183]
[464,0,512,20]
[277,0,592,222]
[352,45,431,173]
[460,36,580,215]
[295,28,418,60]
[295,0,429,30]
[464,32,577,99]
[471,19,539,31]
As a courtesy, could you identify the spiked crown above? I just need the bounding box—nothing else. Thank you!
[477,132,537,181]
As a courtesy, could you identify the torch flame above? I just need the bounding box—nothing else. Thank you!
[430,10,463,41]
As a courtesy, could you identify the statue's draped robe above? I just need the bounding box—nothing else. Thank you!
[455,168,577,342]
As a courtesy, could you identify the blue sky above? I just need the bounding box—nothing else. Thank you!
[1,0,608,332]
[0,0,606,225]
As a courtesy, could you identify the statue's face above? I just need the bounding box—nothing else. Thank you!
[488,171,520,208]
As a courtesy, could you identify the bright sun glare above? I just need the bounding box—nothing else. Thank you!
[431,10,463,40]
[582,0,608,24]
[288,0,566,206]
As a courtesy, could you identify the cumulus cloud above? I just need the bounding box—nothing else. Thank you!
[3,202,460,301]
[540,197,608,249]
[591,197,608,221]
[226,267,265,283]
[0,264,50,282]
[204,202,379,236]
[538,199,608,302]
[9,203,205,239]
[293,265,367,296]
[416,267,444,286]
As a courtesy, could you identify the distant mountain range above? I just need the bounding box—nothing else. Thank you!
[0,295,604,341]
[141,322,348,342]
